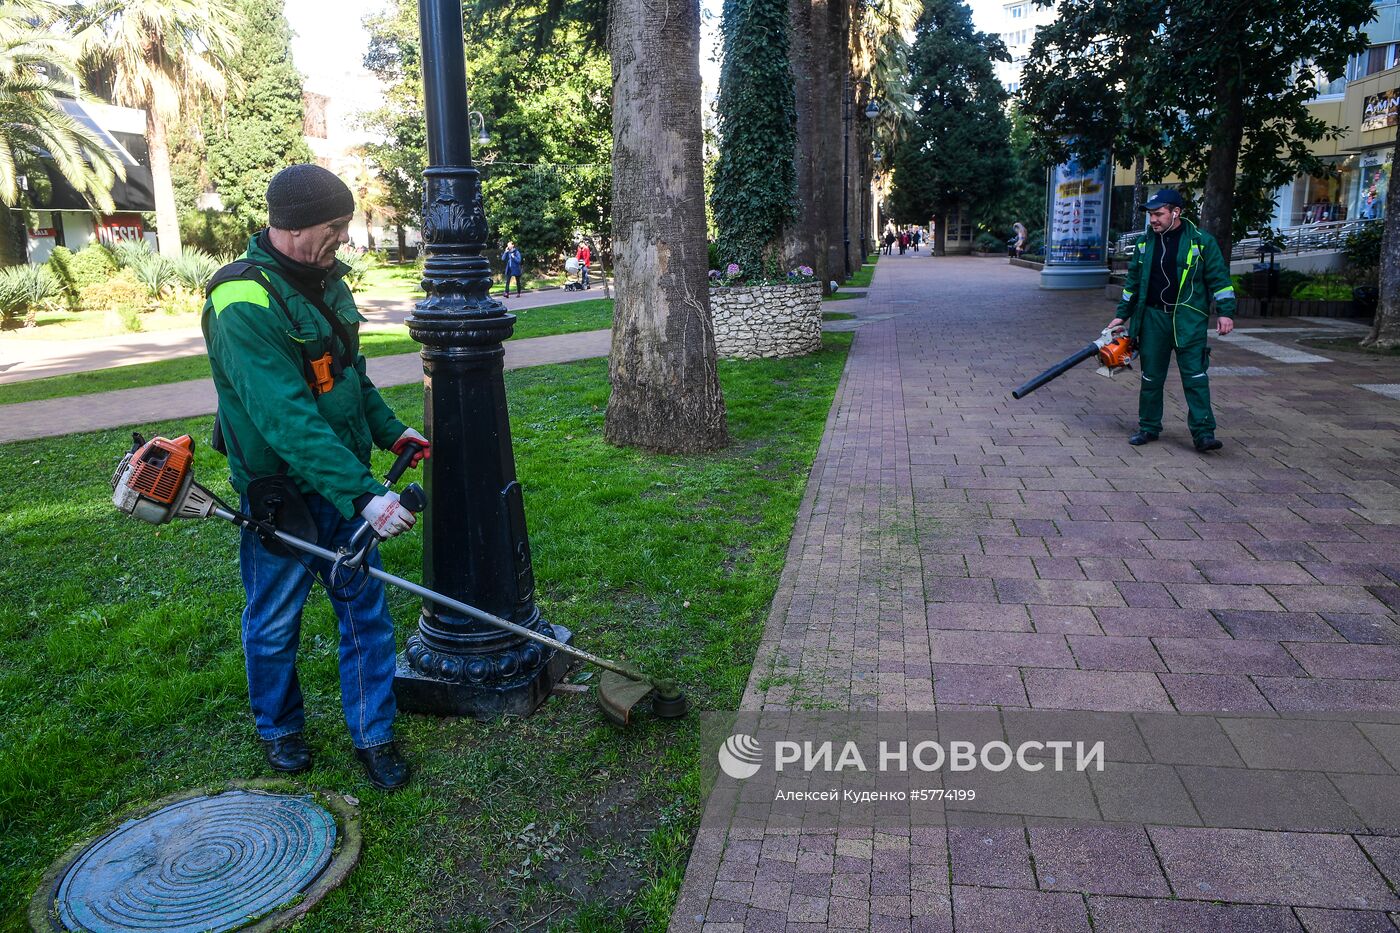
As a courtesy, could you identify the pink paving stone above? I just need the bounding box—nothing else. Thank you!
[1197,560,1317,585]
[1092,607,1226,636]
[1153,636,1304,675]
[1214,610,1343,642]
[1028,826,1170,896]
[1029,604,1102,634]
[1124,558,1207,583]
[1265,584,1393,613]
[1253,676,1400,712]
[1302,562,1398,585]
[1285,643,1400,679]
[950,886,1091,933]
[928,631,1074,668]
[930,663,1028,706]
[979,535,1050,556]
[1322,612,1400,645]
[994,578,1127,607]
[1358,835,1400,889]
[1294,908,1398,933]
[946,827,1035,888]
[1086,896,1303,932]
[924,576,998,603]
[1168,583,1286,611]
[1114,580,1179,608]
[1031,556,1089,580]
[1157,672,1275,712]
[1067,635,1166,671]
[1147,827,1399,909]
[924,603,1031,632]
[1022,668,1174,711]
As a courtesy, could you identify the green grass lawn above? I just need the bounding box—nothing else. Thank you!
[824,291,864,302]
[0,334,850,931]
[822,311,856,321]
[843,260,876,290]
[358,265,562,302]
[0,300,615,407]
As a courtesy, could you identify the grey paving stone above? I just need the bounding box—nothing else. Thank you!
[1087,896,1303,932]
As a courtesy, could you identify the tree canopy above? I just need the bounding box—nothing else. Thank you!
[887,0,1013,244]
[1020,0,1372,256]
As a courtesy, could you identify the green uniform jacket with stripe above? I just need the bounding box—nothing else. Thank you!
[1114,218,1237,347]
[201,236,408,519]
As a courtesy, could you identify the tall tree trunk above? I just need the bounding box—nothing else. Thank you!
[933,210,946,256]
[1364,118,1400,349]
[604,0,728,453]
[1133,154,1146,215]
[1198,69,1244,262]
[365,207,376,250]
[396,223,406,260]
[146,107,181,258]
[0,209,24,266]
[816,0,850,284]
[784,0,821,278]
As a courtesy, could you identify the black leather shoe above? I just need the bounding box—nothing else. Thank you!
[1128,431,1158,446]
[1194,434,1224,452]
[262,734,311,773]
[355,742,410,791]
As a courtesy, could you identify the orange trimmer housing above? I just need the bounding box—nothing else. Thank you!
[124,435,195,506]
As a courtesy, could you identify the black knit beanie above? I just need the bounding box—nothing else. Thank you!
[266,164,355,230]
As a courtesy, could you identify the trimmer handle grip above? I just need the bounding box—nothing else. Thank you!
[385,440,427,486]
[399,483,426,513]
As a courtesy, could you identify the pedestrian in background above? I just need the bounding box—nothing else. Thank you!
[1013,222,1028,258]
[576,240,592,288]
[500,241,523,298]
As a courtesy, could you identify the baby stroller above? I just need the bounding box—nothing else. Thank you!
[563,257,587,291]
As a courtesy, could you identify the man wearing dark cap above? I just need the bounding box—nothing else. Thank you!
[1108,188,1235,452]
[201,163,429,790]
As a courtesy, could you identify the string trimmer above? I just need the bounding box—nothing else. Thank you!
[110,433,687,726]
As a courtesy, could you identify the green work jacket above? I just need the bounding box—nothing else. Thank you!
[1114,218,1237,347]
[201,236,407,519]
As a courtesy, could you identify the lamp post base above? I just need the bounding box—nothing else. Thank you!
[393,624,574,720]
[1040,265,1110,289]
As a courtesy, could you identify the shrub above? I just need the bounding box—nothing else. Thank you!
[1343,222,1383,285]
[79,267,151,315]
[1277,269,1311,297]
[180,209,251,256]
[46,244,119,310]
[336,247,372,291]
[0,264,60,328]
[1292,274,1353,301]
[171,247,221,294]
[974,231,1005,253]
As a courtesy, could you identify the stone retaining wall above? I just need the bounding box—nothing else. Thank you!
[708,283,822,359]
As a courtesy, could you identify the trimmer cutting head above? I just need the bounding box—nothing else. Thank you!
[597,671,689,726]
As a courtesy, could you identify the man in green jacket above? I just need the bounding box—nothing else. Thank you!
[1109,189,1235,452]
[202,164,429,790]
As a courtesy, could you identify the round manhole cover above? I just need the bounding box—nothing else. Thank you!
[37,788,355,933]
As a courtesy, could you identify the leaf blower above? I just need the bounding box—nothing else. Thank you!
[110,433,687,726]
[1011,326,1137,400]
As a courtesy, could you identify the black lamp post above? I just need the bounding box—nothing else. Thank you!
[393,0,571,718]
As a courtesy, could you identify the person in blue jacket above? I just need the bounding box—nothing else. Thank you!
[501,241,523,297]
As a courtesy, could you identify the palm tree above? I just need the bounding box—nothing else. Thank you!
[73,0,239,257]
[0,0,123,265]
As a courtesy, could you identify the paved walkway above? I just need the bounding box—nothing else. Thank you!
[672,253,1400,931]
[0,329,612,444]
[0,283,612,385]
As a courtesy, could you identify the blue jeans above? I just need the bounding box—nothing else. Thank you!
[239,493,397,749]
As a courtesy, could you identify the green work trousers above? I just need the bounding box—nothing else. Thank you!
[1137,305,1215,439]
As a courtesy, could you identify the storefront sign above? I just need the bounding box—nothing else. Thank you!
[1045,154,1111,265]
[96,214,145,246]
[1361,89,1399,133]
[28,228,57,239]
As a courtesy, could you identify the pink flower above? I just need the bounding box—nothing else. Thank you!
[725,262,741,276]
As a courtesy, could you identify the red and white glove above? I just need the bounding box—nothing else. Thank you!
[360,491,417,539]
[392,427,431,467]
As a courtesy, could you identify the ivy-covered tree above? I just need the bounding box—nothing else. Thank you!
[710,0,797,272]
[1020,0,1372,259]
[203,0,312,233]
[887,0,1012,255]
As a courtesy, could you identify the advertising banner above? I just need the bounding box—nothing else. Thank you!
[96,214,145,246]
[1046,154,1111,265]
[1361,89,1399,133]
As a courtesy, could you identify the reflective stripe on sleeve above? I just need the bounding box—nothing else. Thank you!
[1213,287,1235,301]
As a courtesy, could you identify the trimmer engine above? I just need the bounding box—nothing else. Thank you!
[111,433,219,524]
